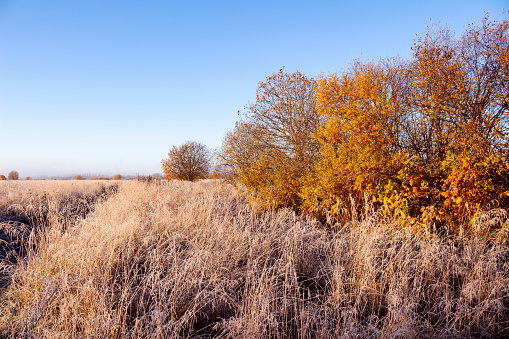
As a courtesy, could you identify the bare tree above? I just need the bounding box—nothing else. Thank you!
[161,141,211,181]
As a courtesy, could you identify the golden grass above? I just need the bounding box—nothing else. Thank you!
[0,180,118,290]
[0,180,118,227]
[1,180,509,338]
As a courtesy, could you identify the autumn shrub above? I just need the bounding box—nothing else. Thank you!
[429,154,509,231]
[221,68,320,209]
[217,15,509,234]
[299,59,409,223]
[0,175,6,180]
[298,15,509,233]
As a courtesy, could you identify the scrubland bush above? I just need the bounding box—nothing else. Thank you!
[304,15,509,231]
[0,175,6,180]
[1,180,508,337]
[222,14,509,234]
[113,174,122,180]
[221,68,320,209]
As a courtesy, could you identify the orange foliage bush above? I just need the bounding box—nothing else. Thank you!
[225,15,509,234]
[8,171,19,180]
[221,68,320,209]
[300,59,408,222]
[300,15,509,232]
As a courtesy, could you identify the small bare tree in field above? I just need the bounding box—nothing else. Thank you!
[8,171,19,180]
[161,141,210,181]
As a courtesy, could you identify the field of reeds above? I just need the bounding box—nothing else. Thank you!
[1,179,509,338]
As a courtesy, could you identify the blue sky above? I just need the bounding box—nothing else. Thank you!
[0,0,507,177]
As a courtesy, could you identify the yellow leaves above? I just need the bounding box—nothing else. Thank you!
[223,15,509,234]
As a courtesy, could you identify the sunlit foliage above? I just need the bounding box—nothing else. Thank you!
[221,68,320,208]
[300,14,509,231]
[225,15,509,233]
[8,171,19,180]
[300,59,409,222]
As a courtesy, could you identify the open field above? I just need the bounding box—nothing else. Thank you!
[1,179,509,338]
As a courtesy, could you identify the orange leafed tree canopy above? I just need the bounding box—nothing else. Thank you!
[302,14,509,229]
[220,68,320,208]
[224,14,509,233]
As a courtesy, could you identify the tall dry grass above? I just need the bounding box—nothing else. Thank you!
[0,180,118,287]
[1,179,509,338]
[0,180,118,227]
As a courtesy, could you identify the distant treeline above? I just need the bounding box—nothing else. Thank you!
[0,173,164,181]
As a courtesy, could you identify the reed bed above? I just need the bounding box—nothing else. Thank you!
[1,180,508,338]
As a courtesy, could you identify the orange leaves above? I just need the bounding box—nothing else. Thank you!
[408,13,509,161]
[299,15,509,232]
[220,68,320,209]
[222,15,509,234]
[300,59,410,223]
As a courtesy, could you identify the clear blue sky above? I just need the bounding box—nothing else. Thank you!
[0,0,507,178]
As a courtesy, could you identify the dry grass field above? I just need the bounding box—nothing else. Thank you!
[1,179,509,338]
[0,181,118,285]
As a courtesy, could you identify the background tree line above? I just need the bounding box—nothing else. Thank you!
[0,171,20,180]
[219,15,509,233]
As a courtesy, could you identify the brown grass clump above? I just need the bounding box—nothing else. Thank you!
[1,180,509,338]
